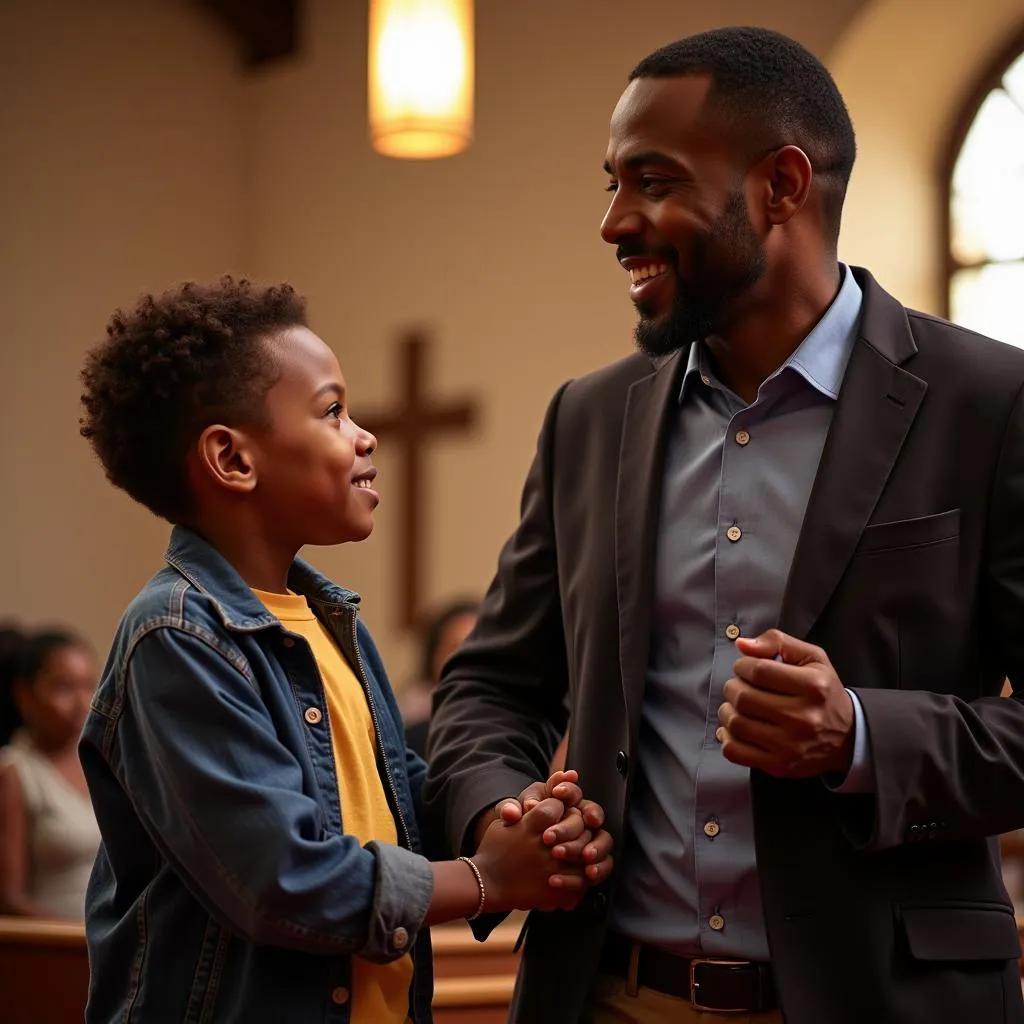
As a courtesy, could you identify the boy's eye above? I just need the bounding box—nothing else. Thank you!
[605,180,618,193]
[326,402,343,419]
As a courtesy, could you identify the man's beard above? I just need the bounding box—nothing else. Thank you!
[634,191,767,358]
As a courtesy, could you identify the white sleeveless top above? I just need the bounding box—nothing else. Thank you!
[0,731,100,920]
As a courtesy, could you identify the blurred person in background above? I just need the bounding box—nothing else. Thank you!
[0,627,100,919]
[402,600,478,760]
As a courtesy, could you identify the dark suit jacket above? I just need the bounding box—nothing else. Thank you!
[404,717,429,761]
[423,268,1024,1023]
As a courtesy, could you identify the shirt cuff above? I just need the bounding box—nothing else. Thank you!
[824,688,876,794]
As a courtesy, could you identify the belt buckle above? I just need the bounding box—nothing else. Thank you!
[689,957,751,1014]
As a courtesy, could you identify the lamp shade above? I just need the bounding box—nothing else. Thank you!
[368,0,474,159]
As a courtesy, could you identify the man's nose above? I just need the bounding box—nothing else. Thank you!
[600,191,646,246]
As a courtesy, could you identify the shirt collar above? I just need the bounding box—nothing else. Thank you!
[680,263,863,404]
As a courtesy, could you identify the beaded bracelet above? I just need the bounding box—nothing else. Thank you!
[457,856,487,921]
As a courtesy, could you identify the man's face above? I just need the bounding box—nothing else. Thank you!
[601,75,768,356]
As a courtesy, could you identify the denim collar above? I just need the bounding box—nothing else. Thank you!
[164,524,359,632]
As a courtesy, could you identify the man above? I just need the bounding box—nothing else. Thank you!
[423,26,1024,1024]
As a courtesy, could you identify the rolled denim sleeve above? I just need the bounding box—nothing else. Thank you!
[115,625,433,959]
[824,688,876,794]
[365,841,434,955]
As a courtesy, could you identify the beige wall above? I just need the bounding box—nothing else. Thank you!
[5,0,1016,694]
[0,0,246,652]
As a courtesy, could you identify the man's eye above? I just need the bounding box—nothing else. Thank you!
[640,176,668,192]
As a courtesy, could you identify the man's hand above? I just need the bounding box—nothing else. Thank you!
[473,797,591,913]
[716,630,855,778]
[474,769,614,884]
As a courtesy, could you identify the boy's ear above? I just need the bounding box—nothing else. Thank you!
[196,425,257,494]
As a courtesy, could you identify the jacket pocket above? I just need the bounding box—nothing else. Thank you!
[858,508,960,555]
[899,901,1021,961]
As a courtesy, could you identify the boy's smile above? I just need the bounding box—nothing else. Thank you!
[351,465,379,505]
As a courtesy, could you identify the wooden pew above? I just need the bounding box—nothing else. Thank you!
[0,917,89,1024]
[0,915,521,1024]
[432,918,521,1023]
[13,913,1019,1019]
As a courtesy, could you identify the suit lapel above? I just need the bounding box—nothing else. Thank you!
[615,348,687,746]
[779,269,928,640]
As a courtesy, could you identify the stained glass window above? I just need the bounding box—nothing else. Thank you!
[948,48,1024,348]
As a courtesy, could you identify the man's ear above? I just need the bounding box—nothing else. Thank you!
[758,144,814,228]
[195,424,258,495]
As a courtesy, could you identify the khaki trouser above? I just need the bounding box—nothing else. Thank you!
[582,973,785,1024]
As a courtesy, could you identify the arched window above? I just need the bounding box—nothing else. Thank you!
[945,31,1024,348]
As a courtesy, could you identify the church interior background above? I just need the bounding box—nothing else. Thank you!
[2,0,1024,1012]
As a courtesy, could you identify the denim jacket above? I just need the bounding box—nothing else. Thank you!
[80,526,437,1023]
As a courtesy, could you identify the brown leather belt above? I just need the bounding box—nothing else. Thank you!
[600,931,778,1013]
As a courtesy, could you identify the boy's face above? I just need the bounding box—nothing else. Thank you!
[252,327,379,546]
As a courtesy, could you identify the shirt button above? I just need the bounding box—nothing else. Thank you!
[282,637,295,648]
[735,430,750,446]
[704,819,721,838]
[701,374,711,385]
[724,623,740,641]
[392,927,409,950]
[615,750,629,778]
[709,914,725,931]
[726,525,742,542]
[303,707,322,725]
[330,987,350,1005]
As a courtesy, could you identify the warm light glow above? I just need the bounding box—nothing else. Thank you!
[369,0,474,159]
[951,90,1024,264]
[948,50,1024,350]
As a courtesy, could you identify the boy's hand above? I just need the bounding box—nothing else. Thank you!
[475,769,614,885]
[475,797,593,913]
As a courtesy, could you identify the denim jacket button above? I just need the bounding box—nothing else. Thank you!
[303,707,322,725]
[392,926,409,950]
[330,986,350,1005]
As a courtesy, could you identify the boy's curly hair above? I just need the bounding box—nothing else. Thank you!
[80,277,308,523]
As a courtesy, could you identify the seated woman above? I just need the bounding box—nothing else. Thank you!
[0,628,100,920]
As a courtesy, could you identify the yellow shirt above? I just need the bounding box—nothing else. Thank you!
[254,589,413,1024]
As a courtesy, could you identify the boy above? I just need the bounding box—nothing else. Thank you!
[77,278,613,1023]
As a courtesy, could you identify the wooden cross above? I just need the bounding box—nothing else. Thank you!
[355,331,479,630]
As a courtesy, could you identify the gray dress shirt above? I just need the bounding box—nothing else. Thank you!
[611,266,865,959]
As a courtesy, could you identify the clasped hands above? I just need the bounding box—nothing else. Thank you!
[473,769,614,912]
